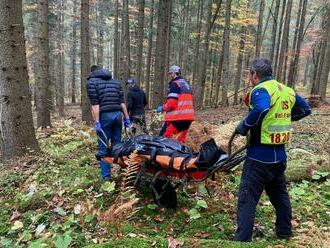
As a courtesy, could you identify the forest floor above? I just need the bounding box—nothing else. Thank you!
[0,104,329,248]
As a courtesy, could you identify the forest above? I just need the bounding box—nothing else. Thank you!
[0,0,329,247]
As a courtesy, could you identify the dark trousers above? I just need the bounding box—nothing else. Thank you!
[234,158,292,242]
[97,111,122,178]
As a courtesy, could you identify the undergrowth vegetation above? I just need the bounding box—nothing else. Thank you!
[0,107,329,247]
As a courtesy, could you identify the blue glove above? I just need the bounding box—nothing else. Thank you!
[124,118,131,128]
[235,120,249,136]
[156,105,163,113]
[95,121,103,133]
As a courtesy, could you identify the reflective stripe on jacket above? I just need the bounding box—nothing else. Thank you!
[164,79,195,121]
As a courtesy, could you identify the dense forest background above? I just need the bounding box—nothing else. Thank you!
[1,1,330,247]
[1,0,330,161]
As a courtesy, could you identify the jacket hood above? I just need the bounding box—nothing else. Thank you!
[88,69,112,80]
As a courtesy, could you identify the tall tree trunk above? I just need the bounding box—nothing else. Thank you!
[319,8,330,101]
[152,0,171,108]
[192,0,204,86]
[277,0,292,82]
[113,0,119,78]
[164,0,173,97]
[57,0,65,116]
[196,0,222,109]
[35,0,52,127]
[178,1,189,68]
[310,45,321,95]
[81,0,93,124]
[221,0,232,106]
[270,0,281,61]
[303,56,310,86]
[287,0,307,87]
[209,48,217,106]
[145,0,155,107]
[273,0,286,74]
[71,0,78,104]
[215,47,224,106]
[97,0,106,67]
[234,27,246,105]
[255,0,265,57]
[136,0,145,85]
[119,0,130,82]
[0,0,39,160]
[181,0,191,74]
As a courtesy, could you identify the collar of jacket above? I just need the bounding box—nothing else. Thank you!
[88,69,112,80]
[258,76,273,84]
[169,76,182,84]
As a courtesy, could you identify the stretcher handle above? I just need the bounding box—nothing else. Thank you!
[227,131,237,158]
[227,131,249,158]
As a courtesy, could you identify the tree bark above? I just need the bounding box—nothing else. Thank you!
[221,0,232,106]
[255,0,265,58]
[277,0,292,82]
[152,0,171,108]
[164,0,173,96]
[136,0,145,85]
[81,0,93,124]
[35,0,52,127]
[196,0,222,109]
[192,0,204,86]
[0,0,39,160]
[57,0,65,116]
[215,48,224,107]
[270,0,281,61]
[145,0,155,108]
[194,0,212,109]
[287,0,308,87]
[319,8,330,101]
[97,0,106,67]
[119,0,130,82]
[113,0,119,78]
[273,0,286,74]
[71,0,78,104]
[234,27,246,105]
[181,0,191,74]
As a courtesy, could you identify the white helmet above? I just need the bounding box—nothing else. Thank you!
[168,65,181,74]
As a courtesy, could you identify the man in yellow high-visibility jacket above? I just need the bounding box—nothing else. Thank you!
[233,58,311,242]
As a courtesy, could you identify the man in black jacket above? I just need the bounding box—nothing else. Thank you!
[126,78,148,134]
[87,65,131,180]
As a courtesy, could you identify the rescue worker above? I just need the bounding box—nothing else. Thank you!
[87,65,131,181]
[157,65,195,143]
[233,58,311,241]
[126,78,148,134]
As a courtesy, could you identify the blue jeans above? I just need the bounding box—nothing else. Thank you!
[97,111,122,178]
[234,159,292,241]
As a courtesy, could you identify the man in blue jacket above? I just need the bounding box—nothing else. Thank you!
[87,65,131,180]
[233,58,311,241]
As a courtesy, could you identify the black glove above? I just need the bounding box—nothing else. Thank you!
[235,120,249,136]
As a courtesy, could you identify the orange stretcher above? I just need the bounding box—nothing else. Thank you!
[98,132,246,208]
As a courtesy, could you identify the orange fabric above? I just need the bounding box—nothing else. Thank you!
[163,98,178,112]
[164,80,195,122]
[163,123,189,143]
[102,153,198,171]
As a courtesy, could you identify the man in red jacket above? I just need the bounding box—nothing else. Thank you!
[157,65,195,143]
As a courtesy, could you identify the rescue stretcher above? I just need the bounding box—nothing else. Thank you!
[97,132,246,208]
